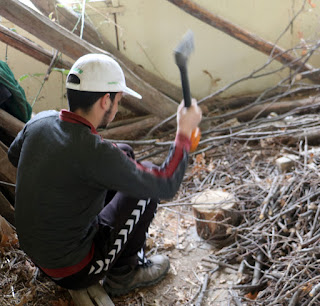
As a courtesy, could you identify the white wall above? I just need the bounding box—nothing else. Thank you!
[0,0,319,113]
[92,0,320,98]
[0,18,69,113]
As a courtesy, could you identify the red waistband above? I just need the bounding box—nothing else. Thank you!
[40,244,95,278]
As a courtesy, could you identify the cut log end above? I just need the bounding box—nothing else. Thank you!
[191,190,242,247]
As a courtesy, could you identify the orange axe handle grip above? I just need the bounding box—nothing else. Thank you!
[190,127,201,152]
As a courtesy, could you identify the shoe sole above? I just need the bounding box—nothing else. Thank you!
[104,262,170,297]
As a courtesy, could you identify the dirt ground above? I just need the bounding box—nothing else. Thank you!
[0,200,238,306]
[111,207,239,306]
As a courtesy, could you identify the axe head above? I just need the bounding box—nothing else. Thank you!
[174,30,195,68]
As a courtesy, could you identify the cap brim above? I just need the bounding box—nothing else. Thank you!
[123,87,142,99]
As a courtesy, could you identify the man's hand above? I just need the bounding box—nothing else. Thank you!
[176,99,202,139]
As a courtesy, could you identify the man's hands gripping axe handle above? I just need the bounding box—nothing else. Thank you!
[174,30,201,152]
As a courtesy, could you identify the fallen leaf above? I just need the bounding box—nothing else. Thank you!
[246,291,258,300]
[0,215,18,248]
[51,298,72,306]
[163,238,175,250]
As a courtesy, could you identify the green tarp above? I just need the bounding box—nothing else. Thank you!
[0,61,32,123]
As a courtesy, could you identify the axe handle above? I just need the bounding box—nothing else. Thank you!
[178,65,192,108]
[177,64,201,152]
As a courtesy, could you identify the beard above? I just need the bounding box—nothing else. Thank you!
[98,109,113,129]
[98,97,118,129]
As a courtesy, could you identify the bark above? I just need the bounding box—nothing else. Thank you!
[0,143,16,185]
[0,142,16,202]
[30,0,182,102]
[0,109,25,139]
[0,140,8,152]
[0,192,15,226]
[99,115,161,140]
[205,87,320,112]
[230,96,320,122]
[166,0,320,85]
[204,91,285,112]
[0,0,178,119]
[107,115,155,129]
[279,127,320,146]
[0,24,72,69]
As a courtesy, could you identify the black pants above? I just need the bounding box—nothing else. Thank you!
[51,145,159,289]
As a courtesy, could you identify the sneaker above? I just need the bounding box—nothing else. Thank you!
[103,255,170,296]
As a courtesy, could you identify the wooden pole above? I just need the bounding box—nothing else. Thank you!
[165,0,320,83]
[0,192,15,226]
[0,142,16,202]
[222,96,320,122]
[0,109,24,139]
[0,143,16,185]
[0,24,72,69]
[99,115,161,140]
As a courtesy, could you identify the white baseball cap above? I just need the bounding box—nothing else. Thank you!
[66,53,142,99]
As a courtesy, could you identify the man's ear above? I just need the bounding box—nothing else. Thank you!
[100,93,111,111]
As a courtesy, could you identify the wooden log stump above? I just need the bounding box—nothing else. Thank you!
[191,189,242,248]
[68,283,114,306]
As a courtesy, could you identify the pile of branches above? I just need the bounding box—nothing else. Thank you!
[0,247,72,305]
[1,1,320,305]
[170,134,320,305]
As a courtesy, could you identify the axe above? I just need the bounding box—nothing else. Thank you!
[174,30,200,152]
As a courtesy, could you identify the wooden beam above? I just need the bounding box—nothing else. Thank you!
[0,142,16,202]
[0,109,24,139]
[107,115,154,129]
[0,0,178,120]
[0,24,72,69]
[166,0,320,83]
[233,96,320,122]
[0,191,15,226]
[0,143,16,185]
[99,115,161,140]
